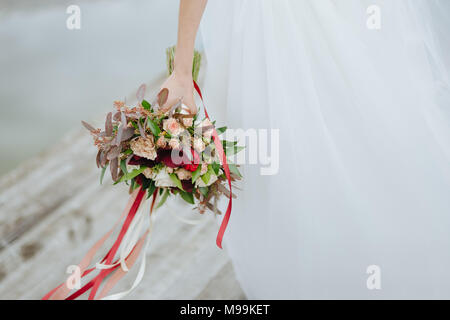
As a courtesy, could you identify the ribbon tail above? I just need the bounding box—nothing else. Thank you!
[193,80,233,249]
[88,187,146,299]
[42,188,142,300]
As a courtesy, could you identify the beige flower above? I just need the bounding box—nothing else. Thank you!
[200,163,208,175]
[182,117,194,127]
[176,168,192,180]
[168,138,181,150]
[193,138,206,153]
[143,167,155,179]
[130,136,157,160]
[200,118,214,140]
[163,118,183,136]
[156,136,167,148]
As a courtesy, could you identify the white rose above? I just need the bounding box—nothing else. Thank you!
[154,168,177,188]
[193,138,206,153]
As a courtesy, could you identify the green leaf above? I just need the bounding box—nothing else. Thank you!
[118,166,147,183]
[227,164,242,178]
[216,126,227,135]
[222,140,238,148]
[156,189,169,209]
[211,162,221,175]
[179,191,195,204]
[146,181,156,199]
[199,187,209,197]
[225,146,245,156]
[201,165,212,184]
[169,173,184,191]
[130,121,139,130]
[122,149,133,156]
[130,178,136,191]
[142,99,151,110]
[100,164,108,185]
[147,117,160,136]
[191,164,202,183]
[120,159,128,175]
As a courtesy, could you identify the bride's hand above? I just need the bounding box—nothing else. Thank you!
[159,71,197,114]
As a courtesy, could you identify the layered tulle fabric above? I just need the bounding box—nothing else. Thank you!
[200,0,450,299]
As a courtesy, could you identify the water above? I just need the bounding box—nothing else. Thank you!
[0,0,179,176]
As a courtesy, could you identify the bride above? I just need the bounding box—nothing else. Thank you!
[161,0,450,299]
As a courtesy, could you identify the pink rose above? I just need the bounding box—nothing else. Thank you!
[193,138,206,153]
[156,136,167,148]
[182,117,194,127]
[163,118,183,136]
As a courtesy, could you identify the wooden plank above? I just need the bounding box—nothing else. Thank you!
[0,128,245,299]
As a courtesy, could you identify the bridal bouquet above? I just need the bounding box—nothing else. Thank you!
[84,86,242,214]
[43,50,242,300]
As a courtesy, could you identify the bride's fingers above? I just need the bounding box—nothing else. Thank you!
[185,103,198,115]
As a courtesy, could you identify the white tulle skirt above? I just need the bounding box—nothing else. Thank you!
[199,0,450,299]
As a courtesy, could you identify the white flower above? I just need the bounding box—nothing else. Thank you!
[154,168,177,188]
[193,138,206,153]
[176,168,192,180]
[143,167,156,180]
[182,117,194,127]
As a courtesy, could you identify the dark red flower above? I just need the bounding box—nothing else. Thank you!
[155,148,200,172]
[128,155,155,167]
[181,180,195,193]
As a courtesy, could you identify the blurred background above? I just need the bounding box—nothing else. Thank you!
[0,0,179,176]
[0,0,243,300]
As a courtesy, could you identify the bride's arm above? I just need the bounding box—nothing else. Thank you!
[160,0,208,114]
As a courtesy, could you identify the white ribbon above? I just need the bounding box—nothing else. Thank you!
[100,197,157,300]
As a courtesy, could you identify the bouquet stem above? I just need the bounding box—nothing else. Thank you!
[166,46,202,82]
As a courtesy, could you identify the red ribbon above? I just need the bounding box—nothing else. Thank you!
[193,81,233,249]
[42,187,147,300]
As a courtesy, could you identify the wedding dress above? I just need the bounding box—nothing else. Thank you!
[199,0,450,299]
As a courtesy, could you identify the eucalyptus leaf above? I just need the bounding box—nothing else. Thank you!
[147,117,161,136]
[157,88,169,106]
[105,112,113,137]
[110,157,119,182]
[227,164,243,178]
[106,146,121,160]
[199,187,209,197]
[100,164,108,185]
[121,127,135,142]
[81,121,96,132]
